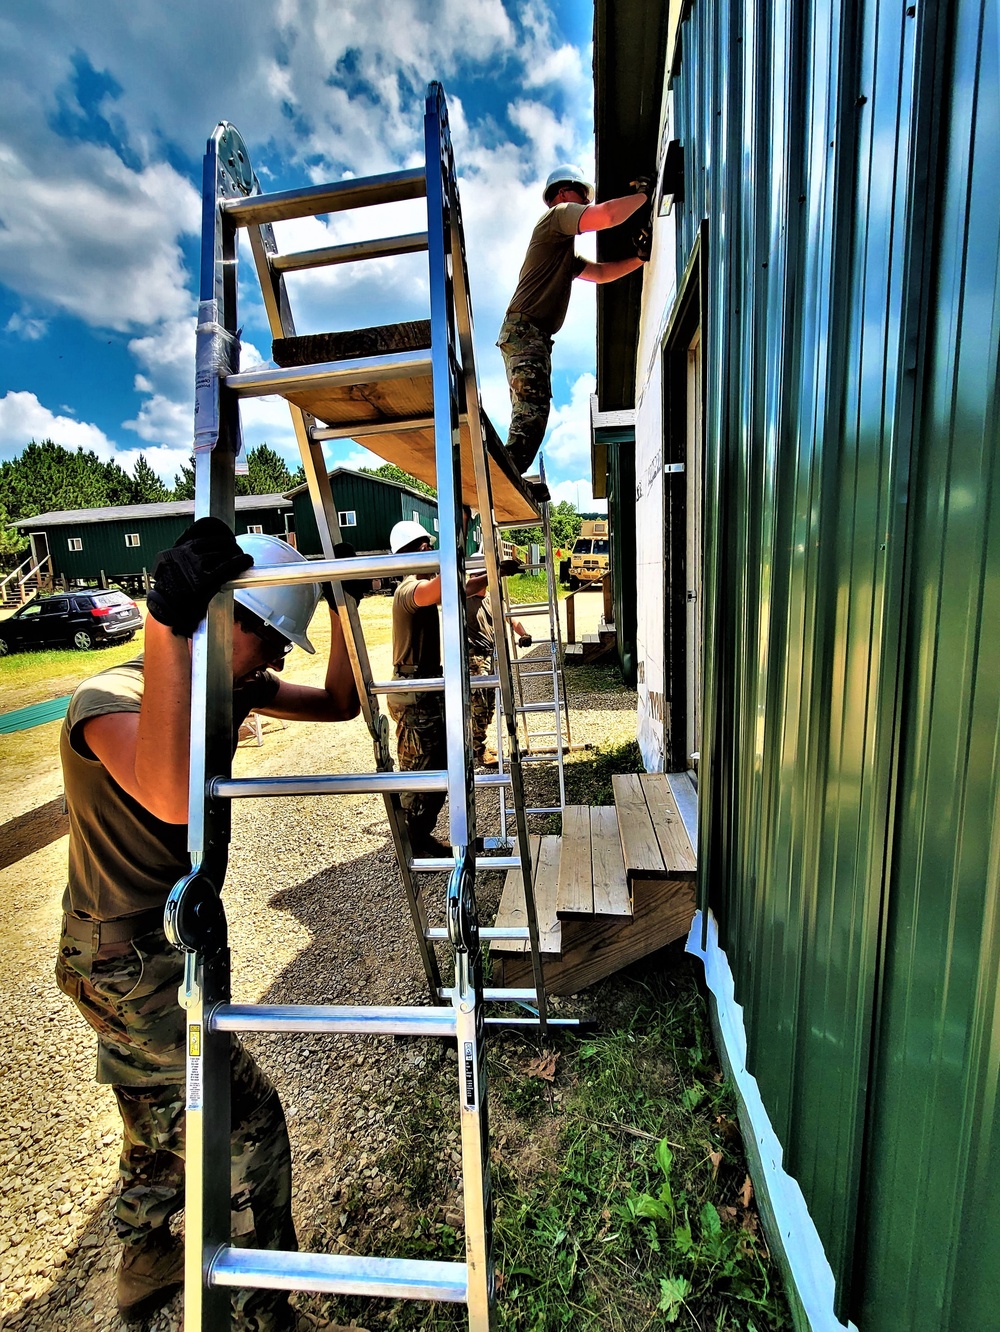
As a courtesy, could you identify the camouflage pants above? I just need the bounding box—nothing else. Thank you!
[498,313,553,474]
[388,691,447,839]
[469,653,496,758]
[56,923,295,1331]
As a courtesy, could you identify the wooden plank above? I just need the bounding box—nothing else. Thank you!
[639,773,696,875]
[490,837,561,955]
[270,330,537,524]
[612,773,666,879]
[590,806,631,917]
[274,321,430,363]
[556,805,593,916]
[498,875,696,996]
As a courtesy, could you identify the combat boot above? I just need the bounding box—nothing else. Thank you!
[116,1227,183,1321]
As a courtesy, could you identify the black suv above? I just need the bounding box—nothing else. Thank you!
[0,591,142,654]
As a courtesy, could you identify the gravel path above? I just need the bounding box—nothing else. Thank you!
[0,593,631,1331]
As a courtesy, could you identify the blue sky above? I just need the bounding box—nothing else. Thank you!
[0,0,606,510]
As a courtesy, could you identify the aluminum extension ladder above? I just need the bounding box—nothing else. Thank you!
[488,455,572,839]
[163,83,573,1332]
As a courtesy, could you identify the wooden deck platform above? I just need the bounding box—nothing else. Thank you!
[272,322,539,524]
[492,774,697,995]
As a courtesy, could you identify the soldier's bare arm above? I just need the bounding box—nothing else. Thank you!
[260,605,360,722]
[578,190,648,233]
[576,256,645,284]
[83,617,193,824]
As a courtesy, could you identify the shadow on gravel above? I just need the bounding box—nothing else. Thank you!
[0,797,68,871]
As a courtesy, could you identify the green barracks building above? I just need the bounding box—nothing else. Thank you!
[11,467,440,590]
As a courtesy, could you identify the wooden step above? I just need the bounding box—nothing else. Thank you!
[639,773,696,874]
[556,806,632,918]
[589,806,632,916]
[612,773,667,878]
[489,835,562,955]
[271,324,537,525]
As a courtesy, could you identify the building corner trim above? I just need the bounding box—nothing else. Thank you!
[685,911,858,1332]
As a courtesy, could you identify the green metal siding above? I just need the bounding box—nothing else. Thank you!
[292,472,438,556]
[672,0,999,1323]
[35,505,288,582]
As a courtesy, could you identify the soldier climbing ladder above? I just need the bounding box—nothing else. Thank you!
[163,82,577,1332]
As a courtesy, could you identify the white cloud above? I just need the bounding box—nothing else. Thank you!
[547,477,606,513]
[0,142,200,332]
[0,391,117,460]
[540,372,596,478]
[5,312,48,341]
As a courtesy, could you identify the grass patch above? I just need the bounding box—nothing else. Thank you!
[563,739,645,807]
[0,632,147,711]
[308,968,792,1330]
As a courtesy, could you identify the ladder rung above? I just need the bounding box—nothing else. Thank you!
[227,351,431,398]
[211,772,448,798]
[439,987,537,1002]
[525,807,561,815]
[516,702,556,714]
[222,168,427,224]
[475,774,512,786]
[506,606,551,618]
[230,549,438,588]
[211,1246,466,1303]
[372,675,497,694]
[425,927,530,941]
[520,754,559,764]
[211,1003,457,1037]
[272,232,428,273]
[485,1017,583,1028]
[311,414,435,441]
[411,855,519,872]
[515,669,556,678]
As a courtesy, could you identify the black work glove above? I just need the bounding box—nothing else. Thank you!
[148,517,253,638]
[635,226,652,263]
[322,542,372,606]
[630,174,654,196]
[518,634,533,648]
[498,558,524,578]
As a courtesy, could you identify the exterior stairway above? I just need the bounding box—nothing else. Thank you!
[491,772,697,995]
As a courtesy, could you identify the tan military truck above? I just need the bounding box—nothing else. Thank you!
[568,519,610,589]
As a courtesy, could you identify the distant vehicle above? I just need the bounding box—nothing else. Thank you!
[568,520,610,590]
[0,591,142,655]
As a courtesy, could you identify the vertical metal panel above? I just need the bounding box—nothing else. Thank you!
[665,0,1000,1316]
[858,0,1000,1324]
[606,435,638,687]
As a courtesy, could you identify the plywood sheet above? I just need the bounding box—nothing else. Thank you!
[556,805,593,916]
[272,326,538,524]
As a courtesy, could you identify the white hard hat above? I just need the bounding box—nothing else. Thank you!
[234,533,321,654]
[543,165,594,205]
[390,520,435,554]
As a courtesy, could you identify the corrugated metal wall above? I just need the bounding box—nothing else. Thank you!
[672,0,1000,1323]
[293,473,438,556]
[42,505,287,581]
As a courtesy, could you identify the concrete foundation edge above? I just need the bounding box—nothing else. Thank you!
[685,910,858,1332]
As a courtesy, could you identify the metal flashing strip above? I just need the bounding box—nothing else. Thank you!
[685,912,857,1332]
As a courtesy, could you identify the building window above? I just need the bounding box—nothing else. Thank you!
[433,518,439,532]
[125,533,141,547]
[68,538,82,552]
[338,511,357,527]
[246,524,263,534]
[412,510,421,524]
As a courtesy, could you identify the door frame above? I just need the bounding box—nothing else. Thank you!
[661,222,707,774]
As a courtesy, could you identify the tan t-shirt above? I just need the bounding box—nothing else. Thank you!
[392,576,442,677]
[504,201,588,335]
[60,656,279,921]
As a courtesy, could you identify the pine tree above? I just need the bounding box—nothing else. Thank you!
[130,455,172,503]
[173,459,196,500]
[240,444,303,496]
[360,462,436,498]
